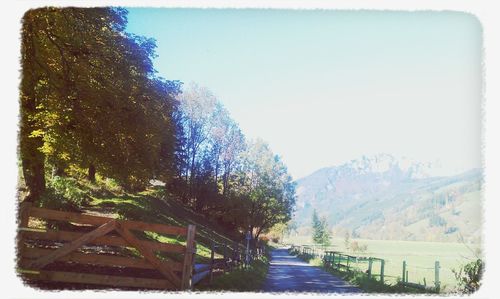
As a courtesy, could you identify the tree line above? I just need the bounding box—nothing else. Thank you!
[19,7,295,240]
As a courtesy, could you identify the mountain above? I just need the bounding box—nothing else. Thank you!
[293,154,483,243]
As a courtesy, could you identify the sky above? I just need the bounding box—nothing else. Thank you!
[126,9,482,180]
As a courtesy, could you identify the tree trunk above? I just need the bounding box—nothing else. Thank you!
[20,135,46,203]
[20,90,46,202]
[52,160,67,177]
[88,164,96,183]
[20,15,46,203]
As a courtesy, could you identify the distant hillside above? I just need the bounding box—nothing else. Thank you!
[293,154,483,243]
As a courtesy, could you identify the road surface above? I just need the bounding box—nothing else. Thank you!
[263,248,361,293]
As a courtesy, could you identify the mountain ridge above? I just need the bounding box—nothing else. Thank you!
[292,154,482,243]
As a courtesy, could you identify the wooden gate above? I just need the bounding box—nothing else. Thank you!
[17,202,196,290]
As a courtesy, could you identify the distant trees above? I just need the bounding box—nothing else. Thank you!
[350,241,368,253]
[344,231,351,250]
[312,209,331,246]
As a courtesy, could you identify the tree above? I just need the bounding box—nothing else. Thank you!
[344,230,351,251]
[175,82,217,202]
[20,7,178,200]
[234,139,296,240]
[312,209,331,246]
[285,220,298,237]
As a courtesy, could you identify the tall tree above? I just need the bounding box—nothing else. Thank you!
[175,82,217,201]
[312,209,331,246]
[20,7,178,199]
[235,139,296,240]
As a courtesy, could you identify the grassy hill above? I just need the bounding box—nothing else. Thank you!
[29,175,244,264]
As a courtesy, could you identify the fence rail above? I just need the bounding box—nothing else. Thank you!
[289,244,440,292]
[17,202,257,290]
[192,238,266,285]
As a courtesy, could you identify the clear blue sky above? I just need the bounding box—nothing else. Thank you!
[126,9,482,180]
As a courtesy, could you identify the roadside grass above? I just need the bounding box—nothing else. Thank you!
[285,235,480,291]
[324,268,432,294]
[293,250,434,294]
[196,254,270,291]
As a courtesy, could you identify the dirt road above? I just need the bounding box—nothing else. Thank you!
[263,248,361,293]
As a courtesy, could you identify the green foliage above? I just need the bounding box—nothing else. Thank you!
[19,7,297,248]
[199,255,270,291]
[344,231,351,250]
[312,210,331,246]
[20,7,179,200]
[49,176,88,206]
[292,251,433,294]
[37,176,88,212]
[452,259,483,294]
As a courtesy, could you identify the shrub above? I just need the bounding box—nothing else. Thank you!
[37,176,89,215]
[49,176,88,207]
[452,259,483,294]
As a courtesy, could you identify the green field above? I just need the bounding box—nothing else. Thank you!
[285,235,482,292]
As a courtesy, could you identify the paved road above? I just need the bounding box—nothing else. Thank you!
[263,248,361,293]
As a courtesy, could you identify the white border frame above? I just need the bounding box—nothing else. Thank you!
[2,1,498,299]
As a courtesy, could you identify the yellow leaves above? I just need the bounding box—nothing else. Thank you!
[39,142,53,155]
[58,152,71,161]
[29,129,44,138]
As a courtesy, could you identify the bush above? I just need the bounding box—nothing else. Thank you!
[453,259,483,294]
[199,255,269,291]
[49,176,88,206]
[37,176,89,213]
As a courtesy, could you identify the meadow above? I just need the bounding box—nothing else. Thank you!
[285,235,481,292]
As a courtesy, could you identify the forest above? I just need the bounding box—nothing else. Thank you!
[19,7,296,242]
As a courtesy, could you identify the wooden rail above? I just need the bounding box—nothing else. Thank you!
[17,202,195,290]
[399,260,440,292]
[191,239,254,285]
[290,245,386,282]
[290,245,440,292]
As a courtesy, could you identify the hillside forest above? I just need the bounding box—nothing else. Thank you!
[19,7,296,242]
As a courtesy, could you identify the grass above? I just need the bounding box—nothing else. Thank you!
[34,176,243,264]
[285,235,481,292]
[293,250,433,294]
[196,254,270,291]
[86,188,242,263]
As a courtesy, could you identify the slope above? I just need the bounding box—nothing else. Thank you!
[293,154,482,243]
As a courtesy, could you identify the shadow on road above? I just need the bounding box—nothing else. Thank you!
[263,248,361,293]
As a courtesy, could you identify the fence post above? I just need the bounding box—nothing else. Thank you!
[17,201,32,258]
[380,259,385,284]
[209,241,215,284]
[223,242,228,271]
[19,201,32,227]
[181,224,196,290]
[368,258,373,279]
[236,242,240,268]
[402,261,406,283]
[434,261,440,292]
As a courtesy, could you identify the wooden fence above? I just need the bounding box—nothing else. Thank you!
[399,260,440,291]
[323,251,385,283]
[290,245,440,291]
[192,238,266,285]
[17,202,202,290]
